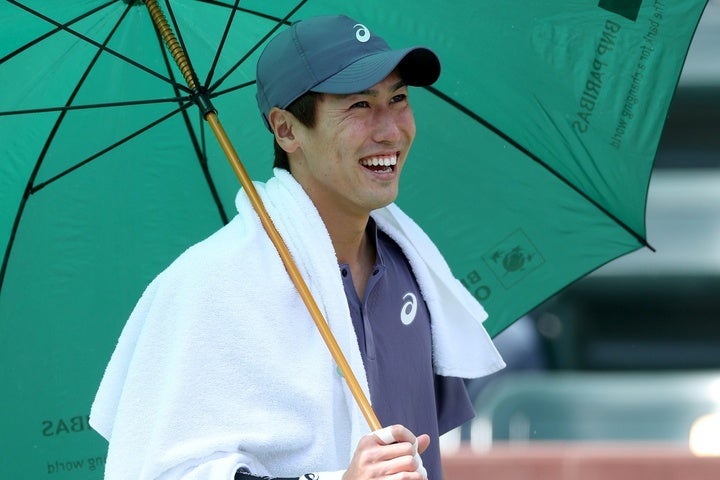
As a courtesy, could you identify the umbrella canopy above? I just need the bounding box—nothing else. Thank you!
[0,0,709,477]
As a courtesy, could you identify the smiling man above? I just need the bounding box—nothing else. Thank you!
[90,14,503,480]
[271,71,413,299]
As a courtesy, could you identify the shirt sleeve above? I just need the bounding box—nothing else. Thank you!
[435,374,476,435]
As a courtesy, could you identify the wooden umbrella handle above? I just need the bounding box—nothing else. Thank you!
[143,0,381,431]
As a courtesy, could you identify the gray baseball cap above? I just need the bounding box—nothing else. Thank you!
[255,15,441,129]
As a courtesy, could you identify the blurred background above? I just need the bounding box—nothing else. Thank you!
[445,1,720,471]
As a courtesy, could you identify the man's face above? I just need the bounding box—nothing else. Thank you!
[290,70,416,218]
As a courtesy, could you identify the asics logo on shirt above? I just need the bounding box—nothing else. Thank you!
[354,23,370,42]
[400,292,417,325]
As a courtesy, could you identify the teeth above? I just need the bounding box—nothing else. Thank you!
[360,154,397,167]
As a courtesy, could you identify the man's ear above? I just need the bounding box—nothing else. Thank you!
[268,107,299,154]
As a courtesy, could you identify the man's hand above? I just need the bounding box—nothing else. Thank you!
[343,424,430,479]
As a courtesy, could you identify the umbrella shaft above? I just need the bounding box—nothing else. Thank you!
[144,0,196,90]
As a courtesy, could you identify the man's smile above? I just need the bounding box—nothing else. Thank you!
[359,152,399,173]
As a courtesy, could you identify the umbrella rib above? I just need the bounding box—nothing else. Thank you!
[0,97,188,116]
[199,0,289,88]
[210,79,256,98]
[1,0,116,65]
[192,109,230,225]
[0,191,30,297]
[203,0,242,88]
[7,0,191,94]
[30,104,192,194]
[208,0,307,92]
[424,85,651,250]
[196,0,298,24]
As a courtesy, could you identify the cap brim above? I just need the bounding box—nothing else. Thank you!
[311,47,440,94]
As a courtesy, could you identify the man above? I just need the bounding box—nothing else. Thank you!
[90,14,503,480]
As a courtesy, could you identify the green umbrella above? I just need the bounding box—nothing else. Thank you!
[0,0,709,477]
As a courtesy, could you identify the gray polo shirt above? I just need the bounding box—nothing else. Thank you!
[339,219,474,480]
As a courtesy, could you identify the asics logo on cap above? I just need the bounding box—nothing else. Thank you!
[354,23,370,42]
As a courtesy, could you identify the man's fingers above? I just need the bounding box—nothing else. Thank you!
[416,434,431,454]
[373,425,397,445]
[380,453,425,477]
[372,424,417,445]
[370,425,428,478]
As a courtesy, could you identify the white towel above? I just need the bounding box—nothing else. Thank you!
[90,169,503,479]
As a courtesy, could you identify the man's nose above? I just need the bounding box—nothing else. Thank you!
[372,109,402,143]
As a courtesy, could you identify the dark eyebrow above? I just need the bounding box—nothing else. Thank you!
[339,80,407,98]
[388,80,407,92]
